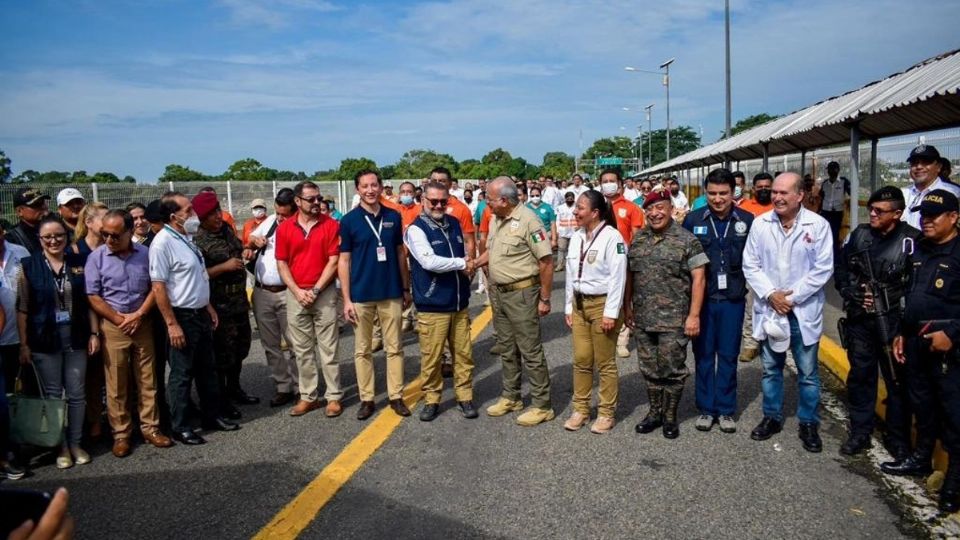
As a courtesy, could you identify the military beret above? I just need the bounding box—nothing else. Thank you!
[642,188,673,209]
[192,191,220,221]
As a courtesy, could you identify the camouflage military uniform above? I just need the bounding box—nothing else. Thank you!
[628,220,708,399]
[194,224,252,407]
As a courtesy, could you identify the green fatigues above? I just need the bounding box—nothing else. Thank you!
[194,224,252,404]
[627,220,709,394]
[487,204,553,409]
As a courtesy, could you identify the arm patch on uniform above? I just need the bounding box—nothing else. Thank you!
[531,229,546,243]
[616,242,625,254]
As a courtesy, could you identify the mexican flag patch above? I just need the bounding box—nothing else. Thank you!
[531,229,547,243]
[616,242,625,254]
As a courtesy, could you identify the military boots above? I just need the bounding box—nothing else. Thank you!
[662,390,681,439]
[635,387,663,434]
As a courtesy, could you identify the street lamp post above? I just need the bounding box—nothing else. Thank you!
[625,58,674,161]
[644,104,654,167]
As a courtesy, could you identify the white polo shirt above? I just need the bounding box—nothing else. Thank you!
[901,177,960,229]
[250,215,283,287]
[0,242,29,345]
[564,224,628,319]
[149,226,210,309]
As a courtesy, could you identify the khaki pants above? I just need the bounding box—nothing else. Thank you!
[555,236,570,271]
[571,296,622,417]
[417,310,474,403]
[742,285,758,351]
[490,285,552,409]
[252,286,298,394]
[355,299,405,401]
[101,315,160,439]
[286,285,341,402]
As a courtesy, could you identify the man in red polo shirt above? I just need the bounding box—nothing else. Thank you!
[275,181,343,418]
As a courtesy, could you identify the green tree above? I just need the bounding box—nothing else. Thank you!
[640,126,701,167]
[392,149,457,179]
[380,165,397,180]
[581,137,634,162]
[334,157,377,182]
[122,175,137,183]
[12,170,39,184]
[224,158,274,182]
[90,172,121,183]
[540,151,575,179]
[727,113,781,138]
[37,171,70,183]
[159,164,208,183]
[0,150,11,183]
[455,159,483,179]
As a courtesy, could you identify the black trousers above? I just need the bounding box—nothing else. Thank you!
[904,335,960,456]
[822,210,844,250]
[845,319,911,447]
[167,308,221,432]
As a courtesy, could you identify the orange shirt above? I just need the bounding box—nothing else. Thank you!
[740,198,773,217]
[479,206,492,234]
[222,210,236,230]
[380,195,402,212]
[399,203,422,231]
[242,217,266,245]
[445,196,476,236]
[610,195,645,244]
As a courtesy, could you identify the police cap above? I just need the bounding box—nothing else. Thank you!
[911,189,959,217]
[867,186,904,206]
[907,144,941,163]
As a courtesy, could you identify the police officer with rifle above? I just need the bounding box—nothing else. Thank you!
[835,186,919,457]
[885,189,960,513]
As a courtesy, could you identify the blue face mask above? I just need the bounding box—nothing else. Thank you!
[400,194,415,206]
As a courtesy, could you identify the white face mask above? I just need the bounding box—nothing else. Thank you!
[530,196,541,204]
[601,182,619,196]
[734,186,743,199]
[252,208,267,219]
[400,194,414,206]
[183,215,200,235]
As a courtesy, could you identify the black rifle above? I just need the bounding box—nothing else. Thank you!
[851,248,900,389]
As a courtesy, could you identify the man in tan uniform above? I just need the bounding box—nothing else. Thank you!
[477,176,555,426]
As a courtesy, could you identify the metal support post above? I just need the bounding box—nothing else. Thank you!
[869,138,879,192]
[849,124,862,230]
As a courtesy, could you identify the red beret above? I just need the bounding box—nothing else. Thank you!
[192,191,220,221]
[642,188,672,209]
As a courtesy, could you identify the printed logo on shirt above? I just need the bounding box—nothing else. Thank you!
[383,221,395,228]
[616,242,625,254]
[693,226,708,235]
[510,221,520,230]
[587,250,598,264]
[734,221,748,235]
[803,232,813,244]
[936,278,945,289]
[618,208,627,218]
[531,229,547,244]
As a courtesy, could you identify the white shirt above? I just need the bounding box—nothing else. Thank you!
[403,219,467,273]
[250,214,283,286]
[623,188,641,202]
[542,185,562,208]
[149,226,210,309]
[564,185,589,199]
[0,243,29,345]
[901,177,960,229]
[820,176,847,212]
[671,191,689,211]
[449,188,465,202]
[564,224,627,319]
[743,207,834,346]
[555,202,577,239]
[351,193,361,209]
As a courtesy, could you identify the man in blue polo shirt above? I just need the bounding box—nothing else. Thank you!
[339,169,413,420]
[682,168,754,434]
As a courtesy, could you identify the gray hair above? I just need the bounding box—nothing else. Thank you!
[490,176,519,205]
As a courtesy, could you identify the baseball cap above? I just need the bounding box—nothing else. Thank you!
[867,186,904,206]
[911,189,959,217]
[14,187,50,207]
[907,144,941,163]
[249,198,267,210]
[56,188,85,207]
[763,314,791,353]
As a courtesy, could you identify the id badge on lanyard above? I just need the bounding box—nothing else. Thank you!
[365,214,387,263]
[709,216,730,290]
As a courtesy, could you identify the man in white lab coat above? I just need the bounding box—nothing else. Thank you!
[743,172,834,453]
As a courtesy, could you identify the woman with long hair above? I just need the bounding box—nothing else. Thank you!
[562,191,627,434]
[17,216,100,468]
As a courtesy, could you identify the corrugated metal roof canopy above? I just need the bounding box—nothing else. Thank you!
[642,48,960,174]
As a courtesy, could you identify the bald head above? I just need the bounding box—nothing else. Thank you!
[771,172,805,219]
[774,172,803,193]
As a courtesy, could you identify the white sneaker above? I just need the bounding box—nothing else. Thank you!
[695,414,715,432]
[718,415,737,433]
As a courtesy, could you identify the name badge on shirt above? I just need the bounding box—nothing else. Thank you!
[717,273,728,291]
[56,310,71,325]
[376,246,388,262]
[694,226,708,235]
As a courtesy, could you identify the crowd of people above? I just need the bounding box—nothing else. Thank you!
[1,145,960,512]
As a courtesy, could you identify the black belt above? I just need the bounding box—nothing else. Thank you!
[255,281,286,293]
[574,291,605,311]
[172,306,205,314]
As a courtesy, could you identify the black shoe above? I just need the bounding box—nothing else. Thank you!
[419,404,439,422]
[662,421,679,439]
[941,493,960,514]
[231,389,261,405]
[390,399,411,417]
[221,405,242,420]
[203,417,241,432]
[798,422,822,453]
[357,401,376,421]
[750,417,783,441]
[172,430,206,445]
[840,433,872,456]
[635,414,663,434]
[881,452,933,476]
[270,392,295,408]
[458,400,478,419]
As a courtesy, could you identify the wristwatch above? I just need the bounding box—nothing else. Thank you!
[311,287,322,296]
[539,297,551,304]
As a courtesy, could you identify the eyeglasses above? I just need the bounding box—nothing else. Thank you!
[425,198,449,207]
[40,233,66,242]
[868,206,899,216]
[298,196,321,204]
[101,231,127,241]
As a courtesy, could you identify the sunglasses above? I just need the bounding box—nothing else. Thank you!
[425,198,449,207]
[298,196,321,204]
[101,231,128,241]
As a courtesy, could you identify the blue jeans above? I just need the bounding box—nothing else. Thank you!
[760,312,820,424]
[693,300,745,417]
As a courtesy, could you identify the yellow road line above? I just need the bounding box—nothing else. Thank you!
[254,306,493,540]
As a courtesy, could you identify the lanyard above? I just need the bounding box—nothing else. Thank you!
[44,257,67,310]
[578,224,606,280]
[708,215,731,271]
[164,225,203,264]
[364,214,384,247]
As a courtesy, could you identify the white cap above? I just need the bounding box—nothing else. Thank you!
[763,314,791,353]
[57,188,85,207]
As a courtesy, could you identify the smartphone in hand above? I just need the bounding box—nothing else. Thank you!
[0,488,52,537]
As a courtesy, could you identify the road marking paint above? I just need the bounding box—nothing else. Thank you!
[254,306,493,540]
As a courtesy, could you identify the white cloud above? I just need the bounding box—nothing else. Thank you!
[217,0,340,29]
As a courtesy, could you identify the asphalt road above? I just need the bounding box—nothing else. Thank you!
[5,276,927,539]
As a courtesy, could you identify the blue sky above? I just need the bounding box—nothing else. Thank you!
[1,0,958,182]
